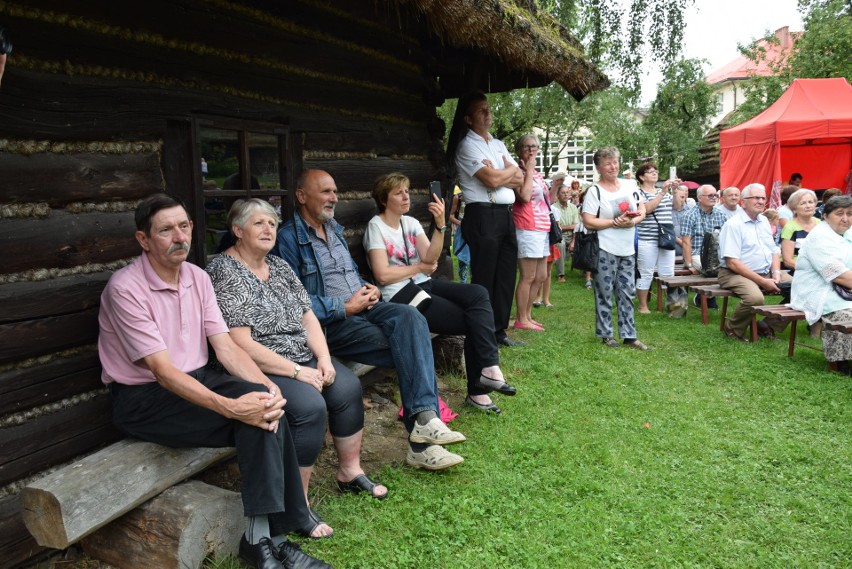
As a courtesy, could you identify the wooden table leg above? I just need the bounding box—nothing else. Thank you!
[700,294,709,325]
[788,320,797,357]
[657,278,663,313]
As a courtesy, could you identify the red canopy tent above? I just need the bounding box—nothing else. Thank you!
[720,78,852,205]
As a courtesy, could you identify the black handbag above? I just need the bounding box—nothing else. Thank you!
[650,211,675,250]
[572,231,599,273]
[548,211,563,246]
[543,192,563,246]
[833,282,852,301]
[572,185,601,273]
[387,219,432,312]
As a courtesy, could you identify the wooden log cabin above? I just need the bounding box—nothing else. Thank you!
[0,0,608,565]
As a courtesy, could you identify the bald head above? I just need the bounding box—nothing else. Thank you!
[296,169,338,228]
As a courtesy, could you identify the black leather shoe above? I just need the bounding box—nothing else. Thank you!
[497,336,526,347]
[465,395,501,415]
[274,539,333,569]
[475,375,517,396]
[239,536,285,569]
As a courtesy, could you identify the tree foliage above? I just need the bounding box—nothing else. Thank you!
[642,58,719,171]
[730,0,851,125]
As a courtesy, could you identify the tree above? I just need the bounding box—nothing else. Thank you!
[642,58,719,172]
[730,0,851,124]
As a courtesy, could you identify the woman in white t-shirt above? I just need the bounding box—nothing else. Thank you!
[364,173,517,414]
[581,147,652,350]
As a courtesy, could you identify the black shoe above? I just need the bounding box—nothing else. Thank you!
[274,539,333,569]
[475,374,517,396]
[240,536,285,569]
[707,297,718,309]
[497,336,526,347]
[465,395,502,414]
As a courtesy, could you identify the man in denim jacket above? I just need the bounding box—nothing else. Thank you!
[274,170,466,471]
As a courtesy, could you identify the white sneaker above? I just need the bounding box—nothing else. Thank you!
[409,417,466,445]
[406,445,464,470]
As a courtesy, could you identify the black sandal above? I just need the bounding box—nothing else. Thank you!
[337,474,388,500]
[298,508,334,539]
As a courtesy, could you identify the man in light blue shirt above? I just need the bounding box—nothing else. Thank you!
[718,183,792,341]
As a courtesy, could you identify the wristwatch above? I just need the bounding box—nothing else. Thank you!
[684,264,692,269]
[436,225,447,233]
[292,363,301,379]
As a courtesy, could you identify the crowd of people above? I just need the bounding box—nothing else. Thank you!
[95,89,850,569]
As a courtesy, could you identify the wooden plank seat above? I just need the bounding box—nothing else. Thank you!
[653,266,693,312]
[690,284,758,342]
[751,305,808,357]
[19,334,443,566]
[655,274,718,313]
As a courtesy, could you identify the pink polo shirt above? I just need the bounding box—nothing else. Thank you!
[98,254,229,385]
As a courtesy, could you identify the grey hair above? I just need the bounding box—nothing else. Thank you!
[824,195,852,217]
[786,188,817,213]
[514,134,540,155]
[697,184,717,197]
[741,184,764,199]
[227,198,279,231]
[593,146,620,166]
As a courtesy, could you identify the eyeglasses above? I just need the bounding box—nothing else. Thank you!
[701,193,718,199]
[521,145,539,151]
[644,170,658,175]
[743,197,767,202]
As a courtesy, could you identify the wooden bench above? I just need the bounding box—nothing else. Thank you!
[751,305,808,357]
[690,284,735,324]
[20,334,447,567]
[655,274,718,313]
[652,265,693,312]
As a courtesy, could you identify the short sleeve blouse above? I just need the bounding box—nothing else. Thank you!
[206,253,313,363]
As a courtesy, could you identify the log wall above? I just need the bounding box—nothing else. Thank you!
[0,1,449,565]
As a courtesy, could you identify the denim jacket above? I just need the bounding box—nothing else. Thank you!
[274,212,366,326]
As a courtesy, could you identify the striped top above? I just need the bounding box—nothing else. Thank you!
[637,190,674,241]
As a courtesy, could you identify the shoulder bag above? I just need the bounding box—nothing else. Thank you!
[651,212,676,250]
[572,185,601,273]
[387,218,432,312]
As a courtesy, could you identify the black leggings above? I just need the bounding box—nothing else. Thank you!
[270,358,363,467]
[420,279,500,396]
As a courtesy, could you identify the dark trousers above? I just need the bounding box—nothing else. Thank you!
[110,367,310,534]
[270,358,363,467]
[420,279,498,396]
[462,203,518,340]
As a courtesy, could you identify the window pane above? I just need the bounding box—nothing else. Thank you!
[248,132,281,190]
[200,128,241,189]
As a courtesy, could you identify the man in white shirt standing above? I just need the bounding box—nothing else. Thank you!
[451,91,524,346]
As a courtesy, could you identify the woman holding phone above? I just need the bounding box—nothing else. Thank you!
[581,147,651,350]
[635,162,678,314]
[364,173,517,414]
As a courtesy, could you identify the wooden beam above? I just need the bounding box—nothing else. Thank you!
[0,351,102,416]
[20,440,235,549]
[0,308,100,364]
[0,272,111,324]
[0,495,46,569]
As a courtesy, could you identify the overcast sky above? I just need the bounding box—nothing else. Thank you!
[639,0,805,104]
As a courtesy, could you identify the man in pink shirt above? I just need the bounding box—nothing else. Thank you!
[98,194,330,569]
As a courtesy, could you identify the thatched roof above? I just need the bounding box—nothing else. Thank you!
[397,0,609,100]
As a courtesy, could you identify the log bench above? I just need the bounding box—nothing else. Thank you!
[19,332,448,568]
[751,305,808,357]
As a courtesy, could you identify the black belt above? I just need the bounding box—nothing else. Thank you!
[466,202,513,211]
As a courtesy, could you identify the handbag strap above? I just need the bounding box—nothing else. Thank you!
[399,219,412,266]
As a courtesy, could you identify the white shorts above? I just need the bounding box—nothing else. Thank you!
[516,229,550,259]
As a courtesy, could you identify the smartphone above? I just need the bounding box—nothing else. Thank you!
[429,181,441,200]
[669,166,677,181]
[626,211,642,218]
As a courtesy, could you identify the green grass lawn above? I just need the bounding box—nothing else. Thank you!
[212,269,851,568]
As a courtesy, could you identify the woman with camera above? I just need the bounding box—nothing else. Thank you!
[364,173,517,414]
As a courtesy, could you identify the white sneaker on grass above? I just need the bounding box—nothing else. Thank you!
[406,445,464,470]
[408,417,466,445]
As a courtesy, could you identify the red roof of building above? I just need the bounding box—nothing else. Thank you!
[705,27,799,85]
